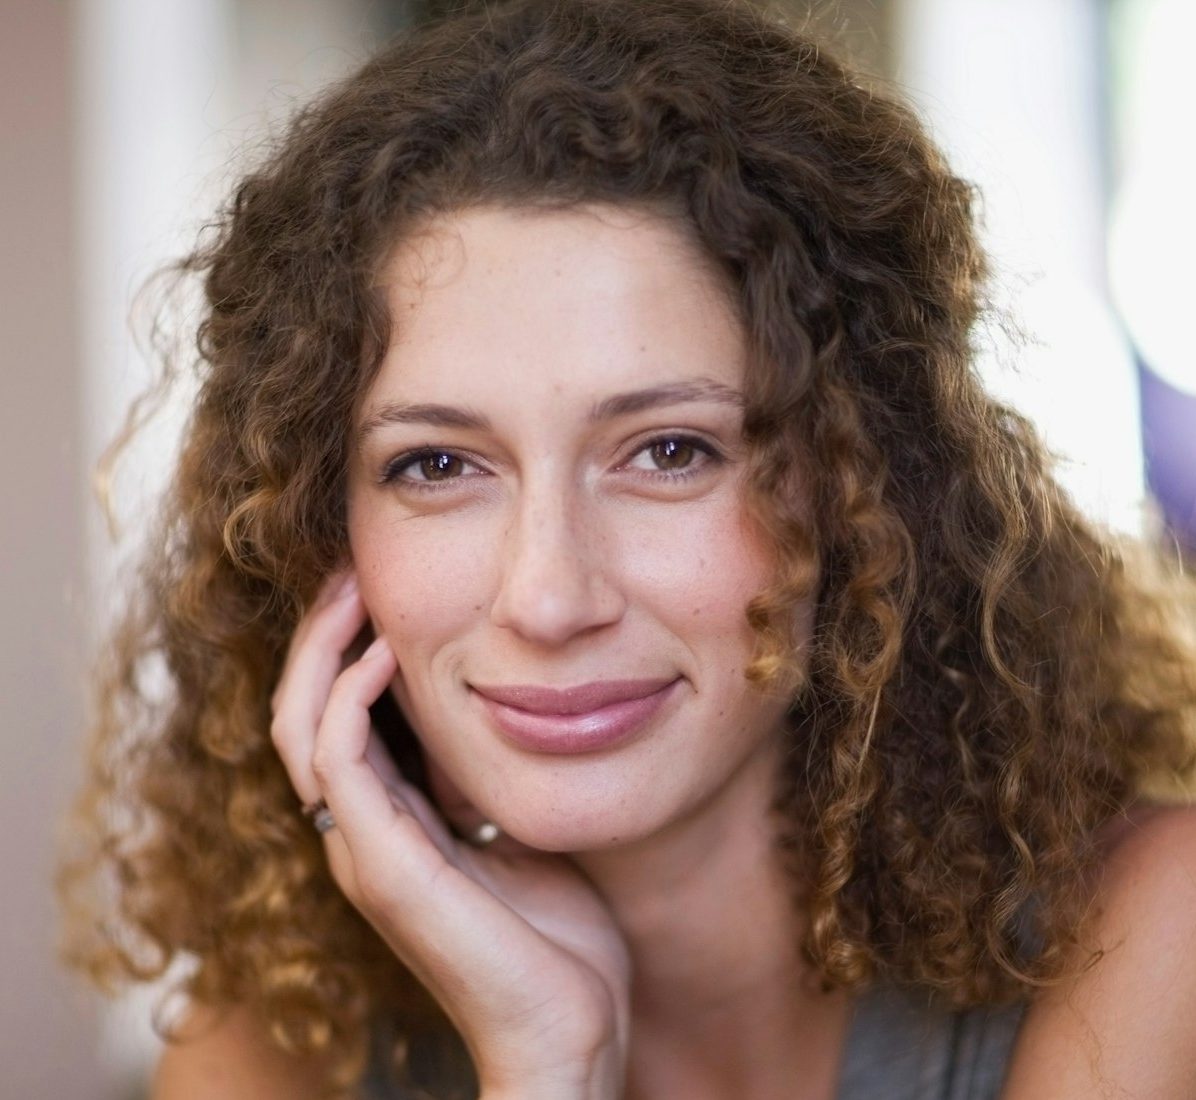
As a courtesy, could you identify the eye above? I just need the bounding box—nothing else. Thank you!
[381,448,479,485]
[624,434,722,475]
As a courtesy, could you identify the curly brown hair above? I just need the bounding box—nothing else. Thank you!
[60,0,1196,1094]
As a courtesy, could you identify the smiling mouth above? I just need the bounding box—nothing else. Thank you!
[469,677,682,754]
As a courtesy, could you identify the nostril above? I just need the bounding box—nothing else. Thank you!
[490,504,626,643]
[491,563,624,644]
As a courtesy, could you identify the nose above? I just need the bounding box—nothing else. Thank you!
[489,486,626,646]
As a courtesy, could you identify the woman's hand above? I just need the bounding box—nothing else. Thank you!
[270,570,631,1100]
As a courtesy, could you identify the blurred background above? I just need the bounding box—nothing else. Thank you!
[3,0,1192,1095]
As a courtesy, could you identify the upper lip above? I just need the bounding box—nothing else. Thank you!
[470,678,678,715]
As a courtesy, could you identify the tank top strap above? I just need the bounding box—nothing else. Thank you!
[836,986,1025,1100]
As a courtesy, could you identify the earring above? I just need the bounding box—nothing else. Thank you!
[466,820,502,847]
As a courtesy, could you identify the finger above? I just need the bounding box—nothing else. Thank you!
[274,569,358,676]
[364,727,406,790]
[311,638,428,861]
[271,576,367,805]
[308,647,588,1015]
[312,566,358,611]
[276,574,364,705]
[312,640,512,924]
[364,732,459,858]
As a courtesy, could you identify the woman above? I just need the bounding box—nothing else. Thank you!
[61,0,1196,1097]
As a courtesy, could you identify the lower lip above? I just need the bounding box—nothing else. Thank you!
[473,680,682,755]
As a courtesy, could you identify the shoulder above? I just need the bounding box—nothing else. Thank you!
[1002,801,1196,1100]
[151,1003,342,1100]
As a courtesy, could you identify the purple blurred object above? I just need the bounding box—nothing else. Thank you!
[1138,358,1196,553]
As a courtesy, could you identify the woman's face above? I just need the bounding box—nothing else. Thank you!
[348,203,796,852]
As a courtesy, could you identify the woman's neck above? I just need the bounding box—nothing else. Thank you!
[570,736,851,1100]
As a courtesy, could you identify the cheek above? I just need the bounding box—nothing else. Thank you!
[349,512,494,650]
[624,502,773,628]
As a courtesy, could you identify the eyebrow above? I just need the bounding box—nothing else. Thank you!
[357,402,490,442]
[356,379,744,444]
[589,380,744,421]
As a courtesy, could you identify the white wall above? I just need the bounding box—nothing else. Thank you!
[895,0,1145,534]
[0,3,105,1096]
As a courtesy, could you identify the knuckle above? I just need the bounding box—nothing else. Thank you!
[327,663,367,708]
[309,597,350,639]
[323,671,351,708]
[354,876,391,915]
[353,861,413,922]
[310,746,337,784]
[268,712,290,748]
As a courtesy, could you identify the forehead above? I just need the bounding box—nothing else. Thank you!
[365,202,747,408]
[383,200,731,298]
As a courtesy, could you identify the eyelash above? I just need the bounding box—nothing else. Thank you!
[379,447,483,489]
[378,433,725,491]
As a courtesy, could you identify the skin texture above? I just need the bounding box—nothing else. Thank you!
[1002,803,1196,1099]
[349,203,794,855]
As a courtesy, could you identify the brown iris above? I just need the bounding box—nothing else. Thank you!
[420,452,465,480]
[649,439,695,469]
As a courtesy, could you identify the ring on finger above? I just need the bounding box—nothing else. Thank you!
[302,797,337,835]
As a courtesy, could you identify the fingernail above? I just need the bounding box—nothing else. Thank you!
[335,572,359,599]
[363,634,390,660]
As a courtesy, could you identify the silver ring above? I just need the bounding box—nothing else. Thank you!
[302,798,337,835]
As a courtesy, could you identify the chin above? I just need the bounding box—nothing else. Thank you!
[488,787,679,855]
[507,825,653,856]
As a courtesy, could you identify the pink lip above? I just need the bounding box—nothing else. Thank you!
[470,677,681,754]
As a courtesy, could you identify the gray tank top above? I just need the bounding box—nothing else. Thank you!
[365,986,1025,1099]
[837,987,1024,1100]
